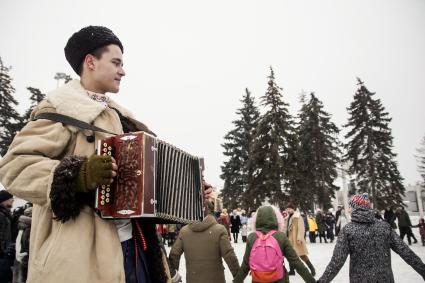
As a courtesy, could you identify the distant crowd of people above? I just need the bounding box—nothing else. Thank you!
[2,188,425,282]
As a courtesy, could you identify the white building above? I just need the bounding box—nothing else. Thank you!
[404,183,425,217]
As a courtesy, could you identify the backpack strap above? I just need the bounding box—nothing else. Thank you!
[33,112,118,135]
[264,229,277,239]
[255,230,277,240]
[255,231,263,239]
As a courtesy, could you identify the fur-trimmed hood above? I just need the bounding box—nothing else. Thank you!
[189,214,217,232]
[30,80,147,134]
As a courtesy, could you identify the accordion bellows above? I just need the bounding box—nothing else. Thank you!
[95,132,204,223]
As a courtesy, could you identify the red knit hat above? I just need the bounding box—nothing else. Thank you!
[349,193,371,209]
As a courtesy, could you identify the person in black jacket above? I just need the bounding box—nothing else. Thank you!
[334,206,342,236]
[384,206,397,229]
[396,206,418,245]
[230,210,242,243]
[315,210,327,243]
[324,212,335,243]
[318,193,425,283]
[0,190,14,283]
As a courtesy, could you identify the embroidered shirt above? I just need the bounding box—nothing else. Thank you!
[86,90,110,108]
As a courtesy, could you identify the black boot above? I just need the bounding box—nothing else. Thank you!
[306,260,316,276]
[288,269,295,276]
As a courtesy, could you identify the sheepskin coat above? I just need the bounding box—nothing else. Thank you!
[284,211,308,256]
[0,80,166,283]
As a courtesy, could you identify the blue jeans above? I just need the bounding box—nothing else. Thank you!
[121,238,152,283]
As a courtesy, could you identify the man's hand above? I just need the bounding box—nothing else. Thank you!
[77,155,118,192]
[203,180,213,201]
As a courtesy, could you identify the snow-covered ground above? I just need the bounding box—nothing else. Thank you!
[166,228,425,282]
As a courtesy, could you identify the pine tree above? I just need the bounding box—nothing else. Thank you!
[220,88,260,210]
[295,93,340,210]
[348,178,358,197]
[246,67,295,210]
[416,134,425,188]
[344,78,405,209]
[22,87,46,123]
[0,57,22,156]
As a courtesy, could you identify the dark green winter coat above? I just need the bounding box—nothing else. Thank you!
[169,214,239,283]
[233,206,316,283]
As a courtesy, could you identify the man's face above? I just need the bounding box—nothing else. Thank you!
[286,208,294,215]
[1,198,14,210]
[91,44,125,93]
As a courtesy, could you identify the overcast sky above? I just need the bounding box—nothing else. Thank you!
[1,0,424,190]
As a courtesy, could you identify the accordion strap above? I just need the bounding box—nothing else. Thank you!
[33,112,118,135]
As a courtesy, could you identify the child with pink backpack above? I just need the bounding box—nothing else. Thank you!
[233,205,316,283]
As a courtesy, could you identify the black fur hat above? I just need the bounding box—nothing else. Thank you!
[64,26,124,75]
[0,190,13,203]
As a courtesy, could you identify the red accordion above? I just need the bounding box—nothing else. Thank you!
[95,132,204,223]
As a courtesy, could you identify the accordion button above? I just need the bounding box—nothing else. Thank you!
[103,143,108,147]
[136,170,142,176]
[108,152,112,155]
[101,195,105,200]
[101,190,105,195]
[100,201,105,205]
[106,193,110,197]
[101,185,106,189]
[108,146,112,150]
[103,148,107,153]
[106,198,110,203]
[106,188,110,192]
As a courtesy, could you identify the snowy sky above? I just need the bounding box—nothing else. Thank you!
[1,0,424,189]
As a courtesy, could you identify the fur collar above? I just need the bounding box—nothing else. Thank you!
[46,80,135,124]
[286,211,301,231]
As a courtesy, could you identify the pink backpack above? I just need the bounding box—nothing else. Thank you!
[249,230,284,282]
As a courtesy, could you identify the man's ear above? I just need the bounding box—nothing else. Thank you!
[84,54,96,71]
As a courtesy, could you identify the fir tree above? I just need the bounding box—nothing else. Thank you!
[416,134,425,188]
[348,178,358,197]
[344,78,405,209]
[246,67,295,210]
[0,57,22,156]
[295,93,340,210]
[220,88,260,210]
[22,87,46,123]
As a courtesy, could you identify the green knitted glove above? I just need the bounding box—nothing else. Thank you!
[76,155,114,192]
[207,201,215,215]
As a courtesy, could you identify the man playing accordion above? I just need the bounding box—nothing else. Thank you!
[0,26,212,283]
